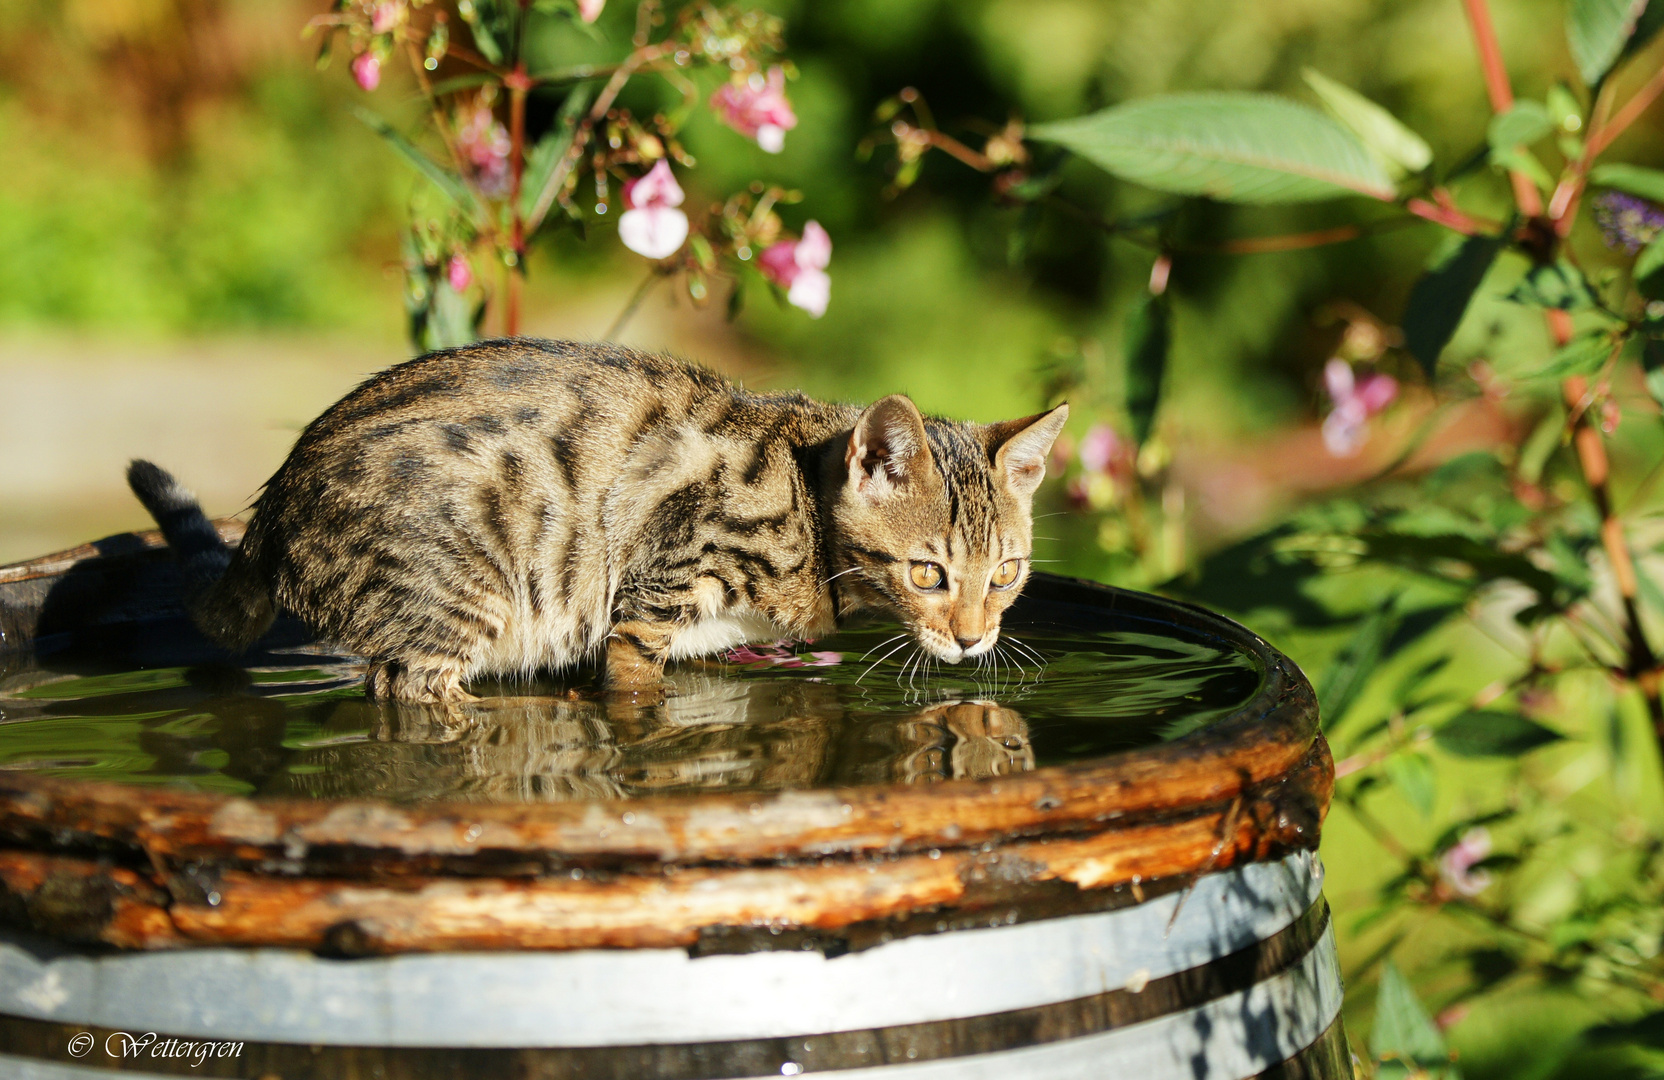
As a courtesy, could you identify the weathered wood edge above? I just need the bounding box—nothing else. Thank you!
[0,738,1332,952]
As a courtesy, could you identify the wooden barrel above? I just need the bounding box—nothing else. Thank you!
[0,526,1348,1079]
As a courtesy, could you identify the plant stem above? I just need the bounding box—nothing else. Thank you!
[1562,365,1663,734]
[507,63,529,337]
[1405,196,1488,235]
[1587,61,1664,161]
[523,41,675,234]
[604,270,663,340]
[1459,0,1545,217]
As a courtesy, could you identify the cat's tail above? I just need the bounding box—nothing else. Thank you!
[126,460,275,651]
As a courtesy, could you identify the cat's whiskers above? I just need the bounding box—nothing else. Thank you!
[858,633,907,662]
[858,637,913,683]
[1002,633,1047,668]
[819,567,865,588]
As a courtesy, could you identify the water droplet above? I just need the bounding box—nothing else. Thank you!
[205,890,222,907]
[927,848,941,860]
[906,1048,918,1060]
[463,824,483,843]
[570,868,584,880]
[621,812,636,825]
[780,1064,802,1076]
[840,804,853,816]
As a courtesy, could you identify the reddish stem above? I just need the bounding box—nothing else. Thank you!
[1460,0,1544,217]
[1215,225,1362,254]
[1406,197,1484,235]
[1587,61,1664,160]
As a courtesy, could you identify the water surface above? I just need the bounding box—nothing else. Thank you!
[0,615,1261,803]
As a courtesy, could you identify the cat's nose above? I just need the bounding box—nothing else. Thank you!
[955,636,980,651]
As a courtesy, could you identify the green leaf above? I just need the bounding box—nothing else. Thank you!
[1490,146,1556,193]
[1567,0,1651,86]
[1302,68,1432,178]
[1402,235,1504,379]
[1525,333,1615,379]
[1370,961,1452,1069]
[1507,260,1597,310]
[1547,83,1584,133]
[1029,93,1396,204]
[354,108,478,216]
[1386,751,1436,817]
[1644,337,1664,407]
[522,85,592,228]
[1637,233,1664,283]
[459,0,506,65]
[1487,102,1556,152]
[1434,710,1566,757]
[1590,162,1664,202]
[1123,292,1170,445]
[1318,600,1394,729]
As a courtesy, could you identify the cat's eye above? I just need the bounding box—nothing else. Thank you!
[909,562,946,590]
[991,559,1022,589]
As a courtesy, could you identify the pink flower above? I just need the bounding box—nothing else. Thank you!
[618,160,689,260]
[1321,358,1397,457]
[577,0,605,22]
[351,52,381,92]
[711,67,797,153]
[454,99,512,197]
[807,651,842,666]
[447,255,472,293]
[1078,424,1120,474]
[758,221,831,317]
[1438,827,1493,897]
[369,2,402,33]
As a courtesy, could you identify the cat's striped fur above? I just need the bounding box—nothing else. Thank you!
[128,339,1066,703]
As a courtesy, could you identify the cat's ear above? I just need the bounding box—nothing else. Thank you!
[846,394,934,499]
[988,403,1069,498]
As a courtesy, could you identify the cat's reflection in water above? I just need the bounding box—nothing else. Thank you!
[273,672,1032,803]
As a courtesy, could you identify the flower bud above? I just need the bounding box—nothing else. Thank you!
[352,52,381,92]
[447,255,473,293]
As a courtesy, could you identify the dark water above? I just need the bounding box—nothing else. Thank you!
[0,615,1262,803]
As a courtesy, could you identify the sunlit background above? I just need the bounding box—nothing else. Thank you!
[10,0,1647,565]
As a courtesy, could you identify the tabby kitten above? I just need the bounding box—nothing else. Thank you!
[128,339,1066,704]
